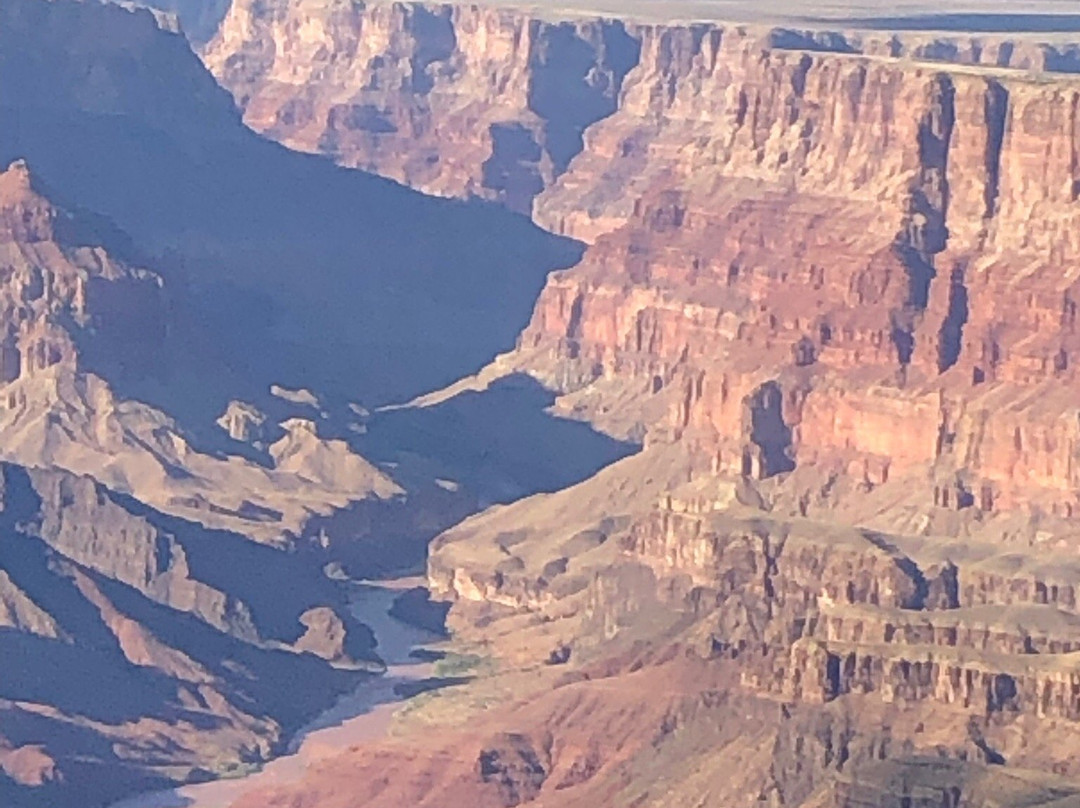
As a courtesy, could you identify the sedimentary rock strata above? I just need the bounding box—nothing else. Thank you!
[393,7,1080,806]
[16,0,1080,806]
[223,4,1080,527]
[0,459,379,808]
[204,1,641,213]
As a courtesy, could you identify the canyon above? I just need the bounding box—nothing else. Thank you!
[0,1,623,804]
[196,2,1080,808]
[7,0,1080,806]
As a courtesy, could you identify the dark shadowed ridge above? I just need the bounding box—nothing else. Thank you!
[0,0,585,426]
[308,374,639,577]
[0,464,369,808]
[0,0,634,574]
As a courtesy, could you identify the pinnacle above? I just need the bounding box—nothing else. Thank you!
[0,159,38,204]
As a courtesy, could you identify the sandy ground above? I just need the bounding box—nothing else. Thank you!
[111,577,441,808]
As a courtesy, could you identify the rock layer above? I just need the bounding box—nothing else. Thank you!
[404,8,1080,808]
[26,1,1080,807]
[206,1,1080,219]
[204,0,641,213]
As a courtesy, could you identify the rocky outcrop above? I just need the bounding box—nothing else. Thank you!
[0,569,60,638]
[0,160,403,543]
[477,732,551,807]
[0,160,158,384]
[0,5,616,803]
[198,8,1080,511]
[217,400,269,444]
[294,606,371,668]
[0,459,379,808]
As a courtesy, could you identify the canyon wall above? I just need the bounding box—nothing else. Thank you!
[195,4,1080,807]
[511,27,1080,524]
[206,1,1080,218]
[395,7,1080,805]
[204,1,641,213]
[206,3,1080,523]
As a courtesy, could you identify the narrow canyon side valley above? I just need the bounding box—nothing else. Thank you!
[7,0,1080,806]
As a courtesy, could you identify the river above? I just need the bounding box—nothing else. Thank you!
[110,577,441,808]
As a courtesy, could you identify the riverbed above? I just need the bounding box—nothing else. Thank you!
[111,577,441,808]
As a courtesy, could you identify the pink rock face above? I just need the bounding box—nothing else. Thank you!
[202,4,1080,520]
[0,745,59,787]
[494,32,1080,521]
[203,1,640,214]
[0,160,156,383]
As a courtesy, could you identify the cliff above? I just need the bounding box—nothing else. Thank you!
[206,2,1080,217]
[16,1,1080,806]
[205,3,1080,525]
[509,28,1080,524]
[404,8,1080,808]
[204,0,641,213]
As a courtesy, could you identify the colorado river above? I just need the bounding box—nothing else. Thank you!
[111,577,441,808]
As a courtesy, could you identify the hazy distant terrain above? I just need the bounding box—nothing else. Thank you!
[533,0,1080,29]
[153,0,1080,44]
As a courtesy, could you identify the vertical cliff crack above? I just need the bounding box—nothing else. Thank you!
[565,292,585,339]
[984,80,1009,219]
[406,6,456,95]
[744,381,796,478]
[527,21,641,177]
[892,74,956,367]
[1071,91,1080,202]
[757,522,787,621]
[937,263,968,372]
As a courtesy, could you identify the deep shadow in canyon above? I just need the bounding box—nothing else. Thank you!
[305,374,638,578]
[0,0,635,590]
[0,0,584,430]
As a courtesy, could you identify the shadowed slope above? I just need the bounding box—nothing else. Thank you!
[0,0,583,426]
[0,463,374,808]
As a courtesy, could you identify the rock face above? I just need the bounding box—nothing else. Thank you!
[506,24,1080,523]
[254,8,1080,808]
[0,160,401,543]
[205,2,1080,221]
[21,1,1080,807]
[0,460,376,808]
[0,159,155,387]
[0,4,620,806]
[204,0,641,213]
